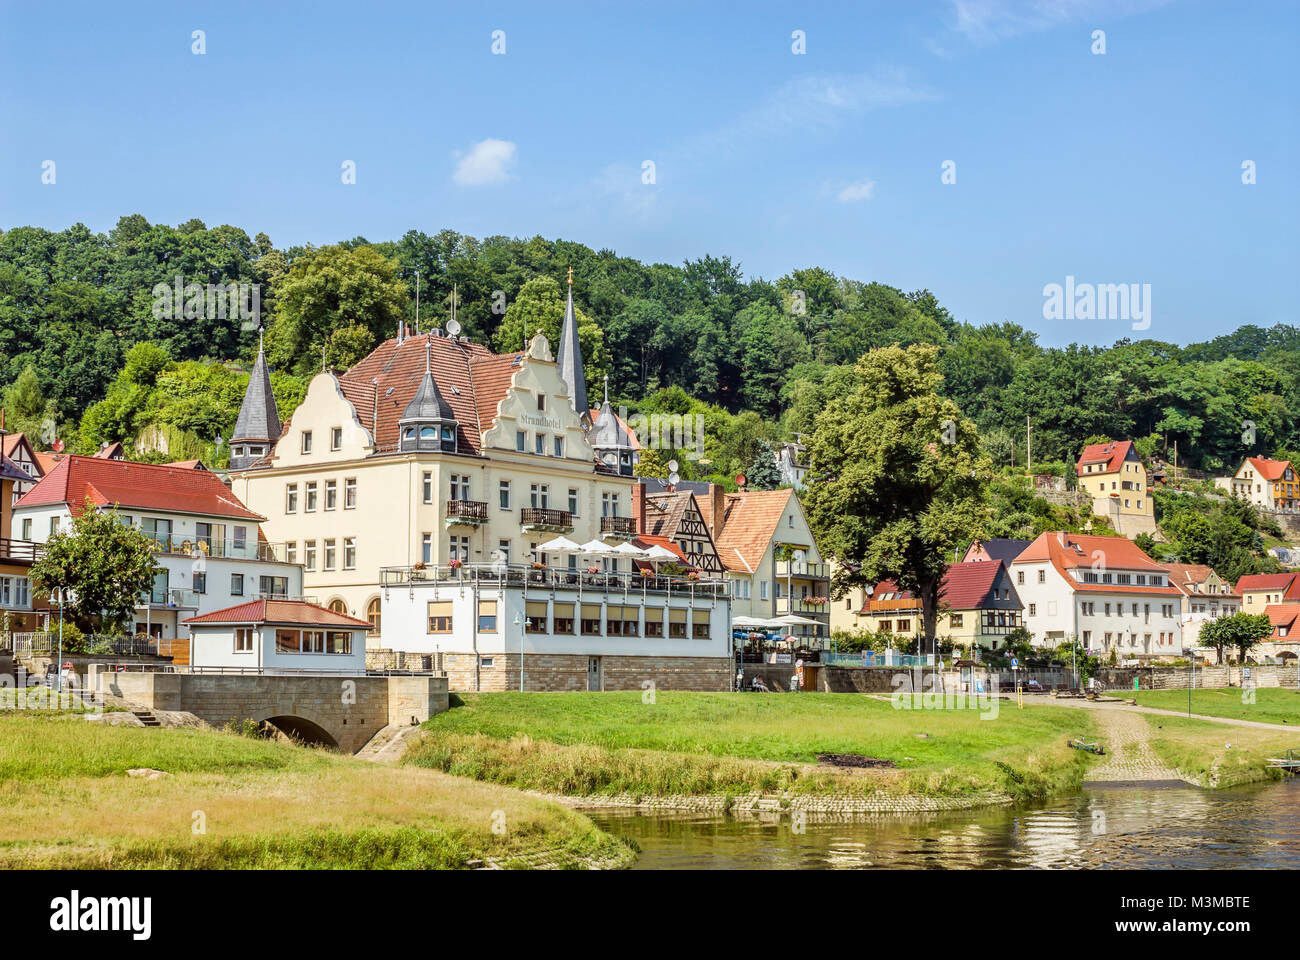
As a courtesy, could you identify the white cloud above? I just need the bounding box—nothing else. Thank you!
[836,179,876,203]
[944,0,1172,45]
[452,138,517,186]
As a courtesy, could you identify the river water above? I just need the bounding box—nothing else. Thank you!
[590,779,1300,869]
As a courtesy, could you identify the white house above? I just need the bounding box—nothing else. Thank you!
[1011,531,1183,659]
[11,455,303,644]
[379,564,732,692]
[184,598,369,674]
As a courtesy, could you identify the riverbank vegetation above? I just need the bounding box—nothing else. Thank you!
[0,712,630,869]
[404,692,1099,805]
[1138,713,1300,789]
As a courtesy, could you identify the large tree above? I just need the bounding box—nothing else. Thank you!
[1199,612,1274,665]
[804,344,991,646]
[29,500,160,633]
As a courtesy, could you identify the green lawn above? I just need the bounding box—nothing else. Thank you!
[1138,713,1300,788]
[406,691,1099,802]
[1130,688,1300,726]
[0,712,630,869]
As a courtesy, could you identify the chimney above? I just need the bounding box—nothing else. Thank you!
[710,483,726,543]
[1057,531,1067,548]
[634,481,646,536]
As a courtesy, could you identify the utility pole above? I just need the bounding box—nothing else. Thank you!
[1026,416,1032,473]
[414,269,420,334]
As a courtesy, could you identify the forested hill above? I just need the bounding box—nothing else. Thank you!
[1,215,1297,481]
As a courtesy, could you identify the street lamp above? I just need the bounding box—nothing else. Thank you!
[514,613,524,693]
[49,587,77,694]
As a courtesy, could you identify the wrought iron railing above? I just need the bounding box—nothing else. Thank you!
[520,507,575,529]
[445,499,489,523]
[600,515,636,537]
[379,562,728,599]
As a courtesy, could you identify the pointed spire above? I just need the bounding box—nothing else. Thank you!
[400,335,455,424]
[229,332,281,469]
[556,270,589,425]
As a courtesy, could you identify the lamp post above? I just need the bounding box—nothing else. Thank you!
[49,587,76,694]
[514,613,524,693]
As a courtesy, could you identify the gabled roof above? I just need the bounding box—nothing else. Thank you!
[700,488,795,574]
[1013,531,1179,595]
[335,333,502,456]
[184,598,370,629]
[1264,603,1300,635]
[630,534,693,570]
[33,451,63,475]
[1076,440,1135,475]
[1235,573,1300,600]
[94,441,124,460]
[964,538,1032,565]
[14,455,263,521]
[1164,563,1239,599]
[0,455,31,483]
[1,432,38,470]
[401,338,457,423]
[941,560,1011,610]
[1246,457,1292,482]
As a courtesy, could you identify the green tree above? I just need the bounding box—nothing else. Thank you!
[804,344,991,645]
[1,364,57,444]
[493,275,609,402]
[744,440,782,490]
[1199,612,1273,665]
[29,500,158,633]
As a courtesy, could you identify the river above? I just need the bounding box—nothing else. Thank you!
[589,779,1300,869]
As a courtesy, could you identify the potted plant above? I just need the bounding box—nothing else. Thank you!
[448,558,463,570]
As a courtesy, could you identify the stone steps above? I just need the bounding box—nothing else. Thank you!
[132,710,162,728]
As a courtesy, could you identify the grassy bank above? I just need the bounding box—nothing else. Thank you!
[1129,688,1300,726]
[1139,713,1300,789]
[405,692,1099,804]
[0,712,632,869]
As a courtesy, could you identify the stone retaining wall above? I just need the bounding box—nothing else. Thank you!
[370,649,730,692]
[1096,664,1298,691]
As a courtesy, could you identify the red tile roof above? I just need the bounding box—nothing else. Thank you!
[941,560,1009,609]
[701,489,794,574]
[1076,440,1134,476]
[14,455,263,521]
[1013,531,1180,595]
[1265,603,1300,637]
[184,599,371,628]
[1235,573,1300,600]
[1247,457,1292,482]
[334,333,508,456]
[1164,563,1239,599]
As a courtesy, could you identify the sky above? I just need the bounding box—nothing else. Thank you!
[1,0,1296,348]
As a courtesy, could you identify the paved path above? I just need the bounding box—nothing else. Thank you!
[1031,694,1300,733]
[1076,706,1185,782]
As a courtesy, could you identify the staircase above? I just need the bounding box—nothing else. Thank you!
[132,710,162,728]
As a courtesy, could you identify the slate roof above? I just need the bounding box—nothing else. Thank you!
[184,598,370,629]
[14,455,264,521]
[400,339,457,423]
[555,283,588,423]
[589,402,640,450]
[230,341,282,445]
[964,538,1032,565]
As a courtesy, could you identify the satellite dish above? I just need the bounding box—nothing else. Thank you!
[446,318,462,337]
[668,472,680,485]
[667,459,679,473]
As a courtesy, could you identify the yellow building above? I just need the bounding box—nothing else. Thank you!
[1075,440,1156,536]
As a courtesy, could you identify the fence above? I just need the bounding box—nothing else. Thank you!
[5,633,161,658]
[822,651,934,668]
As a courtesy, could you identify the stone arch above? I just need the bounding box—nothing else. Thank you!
[253,707,340,748]
[327,596,348,615]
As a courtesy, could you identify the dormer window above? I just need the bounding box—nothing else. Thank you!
[398,337,459,454]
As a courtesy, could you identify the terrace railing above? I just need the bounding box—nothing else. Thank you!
[146,535,289,563]
[0,538,44,562]
[379,562,728,600]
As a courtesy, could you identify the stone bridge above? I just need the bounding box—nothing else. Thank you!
[91,668,449,753]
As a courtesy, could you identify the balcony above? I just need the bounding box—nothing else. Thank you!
[520,507,575,532]
[0,538,44,563]
[600,515,637,538]
[445,499,489,525]
[379,562,728,600]
[147,535,290,563]
[141,588,201,609]
[775,596,831,616]
[776,559,829,580]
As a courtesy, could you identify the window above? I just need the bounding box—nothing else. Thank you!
[328,599,347,614]
[193,572,207,594]
[325,480,337,510]
[328,631,351,654]
[230,573,244,597]
[537,393,546,411]
[450,536,470,562]
[303,630,326,653]
[1016,570,1024,585]
[301,431,312,454]
[49,517,59,537]
[324,539,336,570]
[234,628,254,653]
[344,477,357,508]
[422,472,433,504]
[20,518,31,540]
[535,433,545,455]
[305,482,318,512]
[643,607,664,637]
[331,426,343,450]
[304,540,317,571]
[568,488,579,515]
[526,600,548,633]
[276,629,301,653]
[553,602,575,634]
[1037,570,1046,584]
[450,474,470,500]
[478,599,498,633]
[497,539,511,564]
[344,537,356,570]
[950,614,964,628]
[366,597,381,635]
[581,604,602,635]
[691,609,709,639]
[760,581,769,601]
[601,492,619,517]
[421,533,432,565]
[498,481,511,510]
[896,619,912,634]
[286,541,297,565]
[427,601,453,633]
[530,484,549,509]
[516,431,526,452]
[286,483,298,513]
[554,436,564,458]
[669,608,688,638]
[1028,603,1037,616]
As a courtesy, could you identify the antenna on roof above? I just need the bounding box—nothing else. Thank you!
[415,269,420,335]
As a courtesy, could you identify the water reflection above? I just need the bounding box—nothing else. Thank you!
[591,780,1300,869]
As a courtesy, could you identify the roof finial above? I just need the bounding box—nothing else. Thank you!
[322,341,327,373]
[603,373,609,404]
[567,265,573,287]
[258,326,264,356]
[425,335,432,374]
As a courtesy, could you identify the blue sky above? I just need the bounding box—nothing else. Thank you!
[1,0,1296,347]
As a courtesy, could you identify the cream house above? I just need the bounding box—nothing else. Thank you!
[1216,457,1298,513]
[229,280,731,690]
[1075,440,1156,536]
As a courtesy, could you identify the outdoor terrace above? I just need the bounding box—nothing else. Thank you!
[379,562,728,600]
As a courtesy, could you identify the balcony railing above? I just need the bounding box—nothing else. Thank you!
[520,507,575,530]
[146,535,289,563]
[379,562,728,600]
[445,499,489,524]
[600,515,636,537]
[141,588,201,609]
[776,560,829,580]
[0,538,44,562]
[775,596,831,616]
